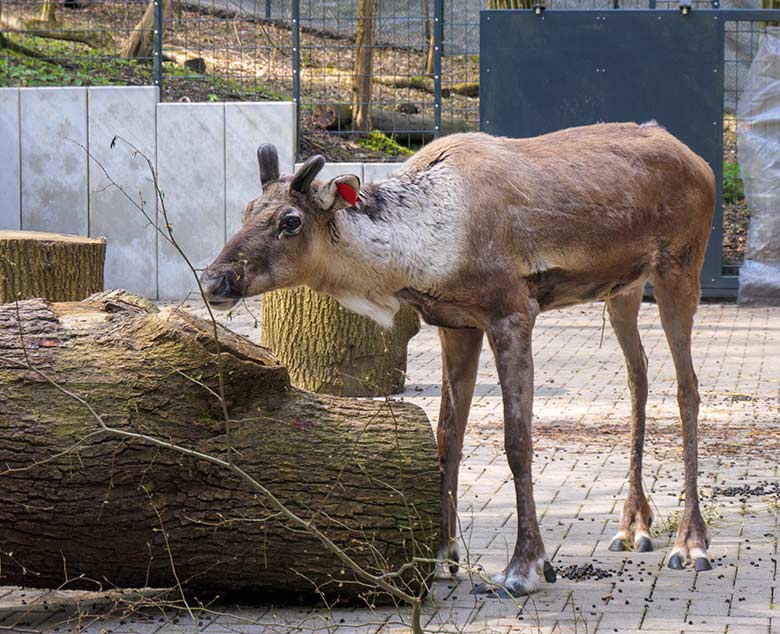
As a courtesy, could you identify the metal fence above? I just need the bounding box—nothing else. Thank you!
[0,1,768,163]
[0,0,483,161]
[0,0,773,271]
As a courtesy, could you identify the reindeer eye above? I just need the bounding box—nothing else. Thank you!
[279,214,302,236]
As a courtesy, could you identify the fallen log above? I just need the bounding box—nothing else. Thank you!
[0,13,113,49]
[0,292,439,603]
[0,231,105,303]
[373,74,480,98]
[314,103,470,144]
[162,47,206,73]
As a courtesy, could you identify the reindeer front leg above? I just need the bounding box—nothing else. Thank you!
[437,327,484,574]
[474,303,556,597]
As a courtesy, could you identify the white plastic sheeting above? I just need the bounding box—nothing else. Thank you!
[736,27,780,305]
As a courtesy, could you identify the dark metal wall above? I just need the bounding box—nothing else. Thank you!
[480,8,780,298]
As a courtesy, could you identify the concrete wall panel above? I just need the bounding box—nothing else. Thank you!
[20,87,88,234]
[225,102,296,239]
[88,86,159,298]
[0,88,21,230]
[157,103,226,300]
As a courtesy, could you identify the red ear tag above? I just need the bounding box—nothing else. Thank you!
[336,182,358,206]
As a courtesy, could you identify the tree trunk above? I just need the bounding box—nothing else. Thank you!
[423,0,433,75]
[0,292,439,603]
[40,0,57,23]
[261,288,420,397]
[762,0,780,27]
[0,231,105,303]
[120,0,173,59]
[352,0,377,132]
[425,32,435,76]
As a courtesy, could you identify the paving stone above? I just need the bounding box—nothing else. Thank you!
[2,301,779,634]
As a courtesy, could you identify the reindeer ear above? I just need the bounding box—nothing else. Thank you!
[257,144,279,187]
[316,174,361,212]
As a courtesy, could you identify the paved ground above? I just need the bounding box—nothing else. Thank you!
[1,300,778,633]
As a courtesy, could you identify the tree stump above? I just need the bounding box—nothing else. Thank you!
[0,231,105,303]
[261,287,420,397]
[0,292,439,603]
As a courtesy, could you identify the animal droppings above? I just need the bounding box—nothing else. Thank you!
[557,563,614,581]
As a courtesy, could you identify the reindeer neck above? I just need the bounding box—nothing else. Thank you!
[331,178,425,283]
[315,172,467,324]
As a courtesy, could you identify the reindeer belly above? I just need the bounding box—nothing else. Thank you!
[529,263,651,312]
[395,288,481,329]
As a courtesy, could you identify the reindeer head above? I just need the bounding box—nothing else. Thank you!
[200,144,361,310]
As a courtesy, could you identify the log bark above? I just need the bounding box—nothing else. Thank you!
[0,231,105,303]
[0,292,439,603]
[374,75,479,98]
[261,287,420,397]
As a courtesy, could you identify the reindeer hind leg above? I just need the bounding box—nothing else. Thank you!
[606,285,654,554]
[653,265,711,572]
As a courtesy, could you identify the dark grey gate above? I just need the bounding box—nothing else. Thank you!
[480,7,780,299]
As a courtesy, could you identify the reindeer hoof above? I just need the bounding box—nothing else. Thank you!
[471,584,518,599]
[472,581,529,599]
[667,553,684,570]
[608,538,626,552]
[448,546,460,575]
[636,537,653,553]
[472,562,546,599]
[695,557,713,572]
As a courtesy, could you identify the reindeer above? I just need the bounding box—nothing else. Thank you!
[201,122,716,596]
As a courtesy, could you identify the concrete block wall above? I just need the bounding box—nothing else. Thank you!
[0,86,403,300]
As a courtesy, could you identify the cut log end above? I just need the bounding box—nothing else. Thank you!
[0,230,106,303]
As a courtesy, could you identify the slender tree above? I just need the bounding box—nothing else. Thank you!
[352,0,377,131]
[121,0,174,59]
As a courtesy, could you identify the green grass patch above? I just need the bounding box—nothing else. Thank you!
[1,33,286,102]
[723,160,745,205]
[357,130,414,158]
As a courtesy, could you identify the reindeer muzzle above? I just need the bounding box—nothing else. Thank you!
[200,267,242,310]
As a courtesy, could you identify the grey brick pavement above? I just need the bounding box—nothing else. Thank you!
[1,301,777,633]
